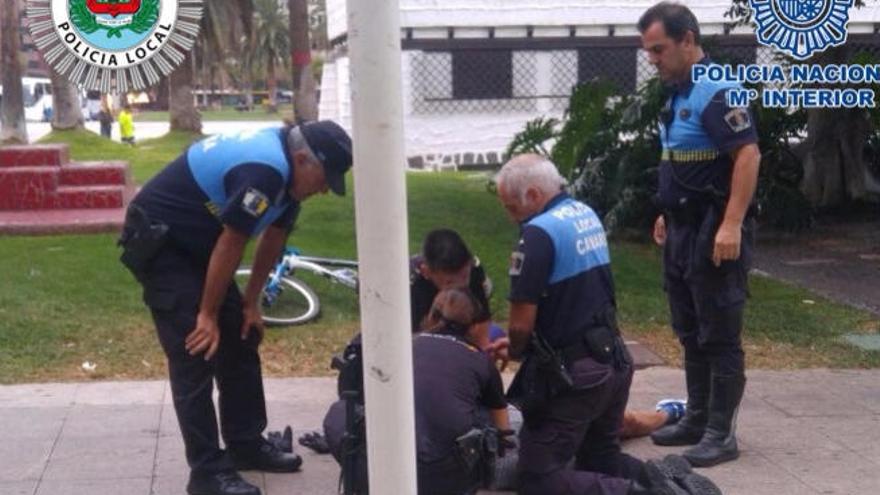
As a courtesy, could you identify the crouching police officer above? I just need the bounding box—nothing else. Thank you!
[119,121,353,495]
[323,287,514,495]
[638,2,761,467]
[496,154,670,495]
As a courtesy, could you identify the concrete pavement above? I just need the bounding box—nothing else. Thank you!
[2,368,879,495]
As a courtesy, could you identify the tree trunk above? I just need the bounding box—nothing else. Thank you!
[267,52,278,113]
[49,70,84,131]
[800,46,870,208]
[289,0,318,122]
[0,0,28,144]
[169,51,202,133]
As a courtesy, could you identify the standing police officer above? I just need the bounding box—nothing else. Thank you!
[495,155,689,495]
[638,2,761,467]
[119,121,352,495]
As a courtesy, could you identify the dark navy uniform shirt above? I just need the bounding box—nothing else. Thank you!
[413,331,506,463]
[508,193,616,349]
[132,127,300,264]
[657,58,759,210]
[409,255,492,332]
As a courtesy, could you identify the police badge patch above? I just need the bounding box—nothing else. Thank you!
[749,0,852,60]
[509,252,525,276]
[27,0,203,92]
[242,188,270,218]
[724,108,752,133]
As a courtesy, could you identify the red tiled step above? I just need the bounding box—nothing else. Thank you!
[57,185,129,209]
[0,166,60,210]
[0,144,69,168]
[60,161,131,186]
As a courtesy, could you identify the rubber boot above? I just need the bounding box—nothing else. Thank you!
[651,360,710,446]
[683,373,746,467]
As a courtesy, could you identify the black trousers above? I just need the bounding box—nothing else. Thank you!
[139,246,267,474]
[663,217,754,376]
[324,399,483,495]
[517,356,637,495]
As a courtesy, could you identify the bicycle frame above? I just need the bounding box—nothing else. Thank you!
[275,247,359,291]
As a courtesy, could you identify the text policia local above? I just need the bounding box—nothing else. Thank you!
[691,64,878,109]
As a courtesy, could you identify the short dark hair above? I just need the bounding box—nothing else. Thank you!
[637,2,701,45]
[422,229,472,272]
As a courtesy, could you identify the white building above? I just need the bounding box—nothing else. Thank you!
[320,0,880,170]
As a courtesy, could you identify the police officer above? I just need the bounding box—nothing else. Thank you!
[638,2,761,467]
[495,154,694,495]
[119,120,353,495]
[322,287,512,495]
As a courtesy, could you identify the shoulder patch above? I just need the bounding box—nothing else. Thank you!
[724,108,752,133]
[509,252,525,276]
[241,188,270,218]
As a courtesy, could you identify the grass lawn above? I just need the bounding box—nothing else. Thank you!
[134,104,295,123]
[1,132,878,383]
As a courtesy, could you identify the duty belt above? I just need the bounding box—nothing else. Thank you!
[661,149,720,163]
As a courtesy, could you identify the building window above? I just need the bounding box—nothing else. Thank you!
[578,47,637,94]
[452,49,513,100]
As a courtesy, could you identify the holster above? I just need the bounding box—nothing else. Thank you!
[118,204,169,276]
[454,427,497,486]
[506,333,573,417]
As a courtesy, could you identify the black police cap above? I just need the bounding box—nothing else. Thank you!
[299,120,353,196]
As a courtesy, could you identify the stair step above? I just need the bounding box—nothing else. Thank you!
[60,161,131,186]
[0,167,60,210]
[0,144,69,168]
[57,185,128,209]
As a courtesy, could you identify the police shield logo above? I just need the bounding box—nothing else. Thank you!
[509,252,525,276]
[749,0,852,60]
[27,0,203,92]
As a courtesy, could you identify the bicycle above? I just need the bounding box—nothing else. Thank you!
[235,247,358,326]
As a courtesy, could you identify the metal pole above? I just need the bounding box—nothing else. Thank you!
[346,1,417,494]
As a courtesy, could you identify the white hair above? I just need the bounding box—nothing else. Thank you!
[495,154,566,203]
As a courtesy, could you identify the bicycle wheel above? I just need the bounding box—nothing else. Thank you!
[234,268,321,326]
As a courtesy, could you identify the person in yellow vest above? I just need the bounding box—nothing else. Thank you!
[118,102,135,146]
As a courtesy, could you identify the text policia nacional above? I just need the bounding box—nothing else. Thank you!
[693,63,880,109]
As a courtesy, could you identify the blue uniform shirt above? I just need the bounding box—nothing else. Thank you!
[133,127,299,264]
[657,58,759,210]
[508,193,616,349]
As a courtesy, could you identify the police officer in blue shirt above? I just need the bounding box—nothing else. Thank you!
[119,120,352,495]
[638,2,761,468]
[495,155,709,495]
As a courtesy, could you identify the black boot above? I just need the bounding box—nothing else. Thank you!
[229,437,303,473]
[652,360,710,446]
[683,373,746,467]
[187,470,261,495]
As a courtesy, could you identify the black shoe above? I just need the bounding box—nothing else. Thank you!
[652,360,710,447]
[230,438,303,473]
[683,374,746,467]
[187,470,261,495]
[298,431,331,454]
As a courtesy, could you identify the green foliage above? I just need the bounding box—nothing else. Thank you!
[505,78,666,234]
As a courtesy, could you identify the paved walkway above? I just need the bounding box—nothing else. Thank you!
[2,368,879,495]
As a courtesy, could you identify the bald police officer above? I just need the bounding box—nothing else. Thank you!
[639,2,761,467]
[119,121,352,495]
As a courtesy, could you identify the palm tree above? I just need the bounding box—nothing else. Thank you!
[289,0,318,122]
[169,0,254,133]
[0,0,28,144]
[255,0,290,113]
[49,69,84,131]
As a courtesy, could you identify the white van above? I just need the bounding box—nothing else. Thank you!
[0,77,53,122]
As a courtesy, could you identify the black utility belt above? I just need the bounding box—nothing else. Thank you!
[558,326,620,367]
